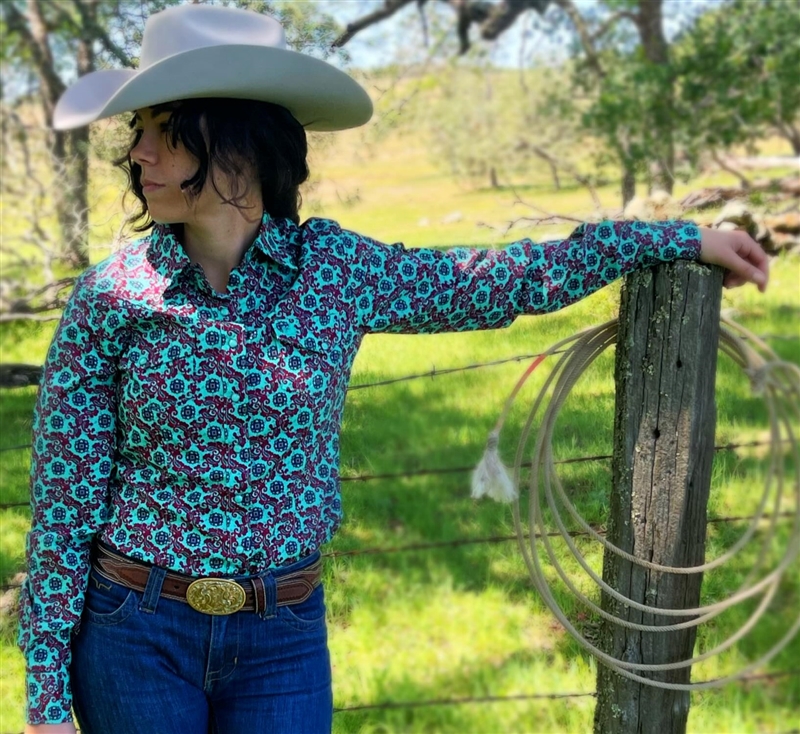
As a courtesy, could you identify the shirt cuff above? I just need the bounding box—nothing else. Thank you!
[668,220,703,261]
[25,648,73,724]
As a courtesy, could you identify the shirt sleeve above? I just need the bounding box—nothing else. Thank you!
[350,220,702,334]
[17,270,123,725]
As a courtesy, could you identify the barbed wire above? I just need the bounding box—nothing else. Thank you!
[2,332,796,397]
[322,512,794,559]
[0,438,790,510]
[0,512,792,593]
[334,690,596,712]
[0,438,788,513]
[348,348,569,390]
[331,669,800,714]
[41,668,800,733]
[348,332,799,391]
[337,438,787,483]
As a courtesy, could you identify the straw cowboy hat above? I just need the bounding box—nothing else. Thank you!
[53,4,373,132]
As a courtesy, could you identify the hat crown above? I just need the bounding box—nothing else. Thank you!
[140,5,286,70]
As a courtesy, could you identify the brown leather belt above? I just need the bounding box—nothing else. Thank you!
[92,542,322,616]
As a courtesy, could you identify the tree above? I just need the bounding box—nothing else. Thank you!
[336,0,680,204]
[337,0,799,206]
[674,0,800,158]
[387,60,597,195]
[2,0,140,268]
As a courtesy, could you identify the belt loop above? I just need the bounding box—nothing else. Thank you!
[139,565,167,614]
[261,573,277,619]
[251,578,262,616]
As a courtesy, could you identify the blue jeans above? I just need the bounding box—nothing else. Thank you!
[70,548,332,734]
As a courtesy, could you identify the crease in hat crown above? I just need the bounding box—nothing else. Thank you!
[139,5,286,69]
[52,3,372,132]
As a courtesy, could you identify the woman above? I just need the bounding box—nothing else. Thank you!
[18,5,769,734]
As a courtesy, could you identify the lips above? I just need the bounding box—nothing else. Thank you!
[141,180,165,194]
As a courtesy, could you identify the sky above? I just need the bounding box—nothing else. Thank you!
[318,0,722,70]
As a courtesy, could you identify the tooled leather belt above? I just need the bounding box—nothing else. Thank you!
[92,542,322,616]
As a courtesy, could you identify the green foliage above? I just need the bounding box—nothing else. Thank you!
[378,62,595,191]
[673,0,800,155]
[575,0,800,189]
[578,48,677,182]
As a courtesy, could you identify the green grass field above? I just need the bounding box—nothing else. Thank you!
[1,105,799,733]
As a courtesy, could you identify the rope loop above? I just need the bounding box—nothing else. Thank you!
[479,317,799,690]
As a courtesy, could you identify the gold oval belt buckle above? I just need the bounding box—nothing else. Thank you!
[186,578,246,615]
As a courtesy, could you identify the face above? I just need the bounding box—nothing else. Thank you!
[130,105,200,224]
[130,104,259,225]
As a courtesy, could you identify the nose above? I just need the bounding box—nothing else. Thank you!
[130,128,158,167]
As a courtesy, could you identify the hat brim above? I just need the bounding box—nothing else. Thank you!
[53,45,373,132]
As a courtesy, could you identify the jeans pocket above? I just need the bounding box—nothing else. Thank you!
[276,584,327,632]
[84,570,138,625]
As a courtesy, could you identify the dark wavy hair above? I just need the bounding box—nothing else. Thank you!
[117,98,309,230]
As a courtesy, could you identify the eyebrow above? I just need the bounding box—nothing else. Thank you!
[131,102,180,124]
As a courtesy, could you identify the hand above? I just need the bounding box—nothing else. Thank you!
[698,227,770,293]
[24,723,77,734]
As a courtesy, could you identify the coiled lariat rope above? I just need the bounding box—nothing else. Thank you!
[472,318,800,690]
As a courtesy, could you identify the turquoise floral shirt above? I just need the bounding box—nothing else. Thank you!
[18,213,701,723]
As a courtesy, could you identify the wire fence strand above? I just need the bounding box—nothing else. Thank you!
[332,669,800,714]
[334,690,596,712]
[0,512,792,592]
[0,438,790,510]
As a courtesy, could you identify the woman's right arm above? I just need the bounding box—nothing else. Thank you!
[17,269,125,727]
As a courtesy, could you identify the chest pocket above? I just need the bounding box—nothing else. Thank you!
[270,305,345,412]
[117,321,195,452]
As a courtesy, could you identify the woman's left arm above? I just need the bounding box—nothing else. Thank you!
[349,219,766,335]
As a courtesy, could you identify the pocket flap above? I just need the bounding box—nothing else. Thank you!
[271,307,338,356]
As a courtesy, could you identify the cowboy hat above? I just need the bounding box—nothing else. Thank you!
[53,4,373,132]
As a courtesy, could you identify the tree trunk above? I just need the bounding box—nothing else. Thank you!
[777,123,800,156]
[489,166,499,189]
[593,260,724,734]
[636,0,674,195]
[622,162,636,207]
[64,31,95,270]
[23,0,91,269]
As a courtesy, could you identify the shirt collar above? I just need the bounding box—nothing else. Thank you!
[147,211,299,282]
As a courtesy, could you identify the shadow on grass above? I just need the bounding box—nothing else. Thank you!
[0,302,797,729]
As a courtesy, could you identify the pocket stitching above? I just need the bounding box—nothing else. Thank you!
[84,584,138,626]
[275,587,326,631]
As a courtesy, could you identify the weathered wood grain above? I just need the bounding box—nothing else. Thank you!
[593,260,724,734]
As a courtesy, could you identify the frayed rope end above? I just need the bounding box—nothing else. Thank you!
[471,431,517,503]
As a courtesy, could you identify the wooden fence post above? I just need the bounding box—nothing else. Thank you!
[593,260,724,734]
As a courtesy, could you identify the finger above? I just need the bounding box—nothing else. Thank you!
[723,272,746,289]
[734,232,770,284]
[717,241,768,289]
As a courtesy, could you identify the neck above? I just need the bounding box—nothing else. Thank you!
[180,206,263,292]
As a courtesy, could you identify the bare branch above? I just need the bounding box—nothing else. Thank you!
[590,9,638,42]
[334,0,552,54]
[552,0,604,77]
[516,138,602,208]
[711,150,752,189]
[333,0,416,48]
[4,1,66,120]
[417,0,430,47]
[478,0,551,43]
